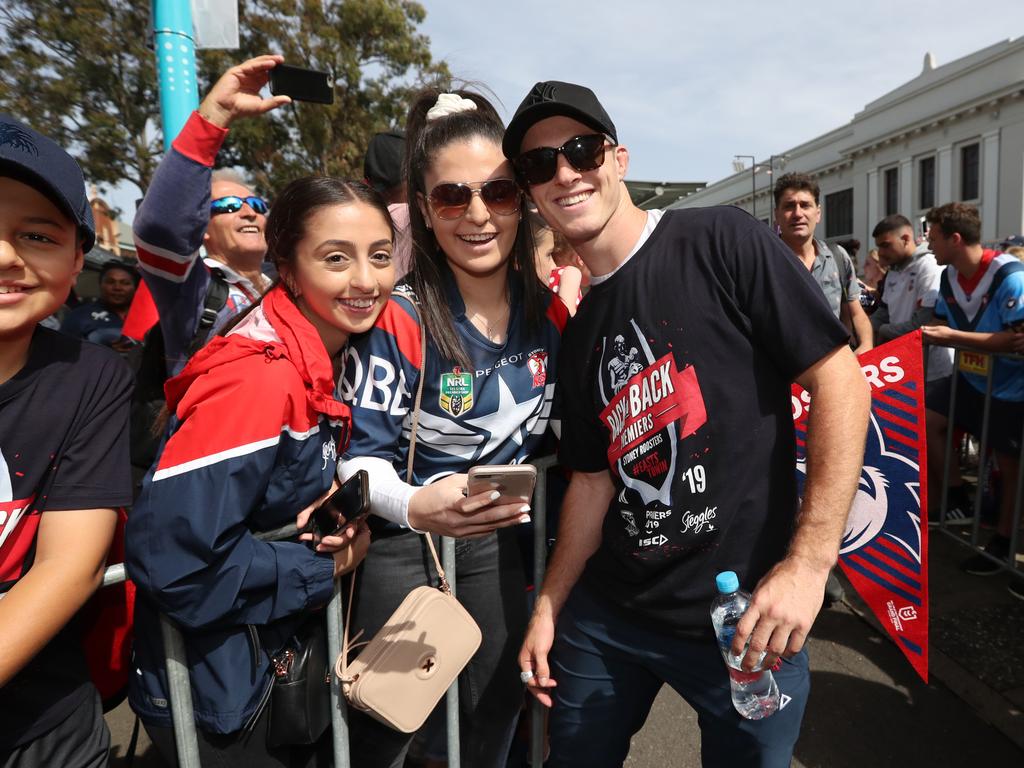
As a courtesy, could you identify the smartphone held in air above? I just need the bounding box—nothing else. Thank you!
[269,64,333,104]
[313,470,370,537]
[467,464,537,500]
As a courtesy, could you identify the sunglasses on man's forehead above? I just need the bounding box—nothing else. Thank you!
[210,195,269,215]
[513,134,613,187]
[427,179,521,220]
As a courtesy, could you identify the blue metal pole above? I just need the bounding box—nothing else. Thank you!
[152,0,199,152]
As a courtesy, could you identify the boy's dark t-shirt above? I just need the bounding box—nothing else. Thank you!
[557,207,848,637]
[0,326,133,749]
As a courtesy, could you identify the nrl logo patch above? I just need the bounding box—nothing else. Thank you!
[439,367,474,417]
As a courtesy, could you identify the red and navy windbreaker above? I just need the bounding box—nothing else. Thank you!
[125,286,349,734]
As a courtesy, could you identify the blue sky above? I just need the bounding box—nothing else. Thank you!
[417,0,1022,183]
[106,1,1023,213]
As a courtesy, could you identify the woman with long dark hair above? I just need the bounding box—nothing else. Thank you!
[337,87,569,767]
[126,176,397,766]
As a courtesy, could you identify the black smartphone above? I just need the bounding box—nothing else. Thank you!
[312,470,370,537]
[269,64,333,105]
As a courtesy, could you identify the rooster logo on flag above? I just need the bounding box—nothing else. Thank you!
[793,332,930,682]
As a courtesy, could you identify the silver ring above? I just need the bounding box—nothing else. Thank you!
[519,669,535,683]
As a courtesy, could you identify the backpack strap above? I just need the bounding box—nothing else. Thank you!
[184,267,231,357]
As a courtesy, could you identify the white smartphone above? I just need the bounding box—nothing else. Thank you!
[467,464,537,500]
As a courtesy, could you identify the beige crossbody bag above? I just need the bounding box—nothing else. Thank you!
[335,301,482,733]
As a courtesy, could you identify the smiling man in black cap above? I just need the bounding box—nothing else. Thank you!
[505,82,871,767]
[0,113,132,767]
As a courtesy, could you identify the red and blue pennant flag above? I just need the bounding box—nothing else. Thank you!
[792,331,929,682]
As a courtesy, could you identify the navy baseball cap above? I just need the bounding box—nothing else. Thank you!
[0,113,95,252]
[503,81,617,159]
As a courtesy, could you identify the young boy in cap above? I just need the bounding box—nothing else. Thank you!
[504,82,870,766]
[0,114,132,766]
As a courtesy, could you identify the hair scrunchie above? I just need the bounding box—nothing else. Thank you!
[426,93,477,122]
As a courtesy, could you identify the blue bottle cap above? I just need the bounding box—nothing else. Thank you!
[715,571,739,594]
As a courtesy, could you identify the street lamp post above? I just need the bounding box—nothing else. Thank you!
[733,155,757,220]
[767,154,788,229]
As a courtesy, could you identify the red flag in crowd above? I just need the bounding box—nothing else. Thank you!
[793,332,930,683]
[121,280,159,341]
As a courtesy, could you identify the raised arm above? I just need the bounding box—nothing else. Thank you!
[133,55,289,366]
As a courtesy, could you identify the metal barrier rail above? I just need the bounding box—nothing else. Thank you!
[101,454,559,766]
[929,344,1024,579]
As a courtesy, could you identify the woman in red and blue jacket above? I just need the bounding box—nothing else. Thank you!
[125,176,396,767]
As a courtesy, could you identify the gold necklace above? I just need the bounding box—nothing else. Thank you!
[467,304,509,342]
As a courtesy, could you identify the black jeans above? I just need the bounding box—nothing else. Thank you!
[346,529,528,768]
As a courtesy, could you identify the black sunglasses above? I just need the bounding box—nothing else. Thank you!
[427,179,521,220]
[210,195,269,216]
[513,134,611,187]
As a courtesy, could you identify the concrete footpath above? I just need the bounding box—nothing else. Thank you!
[107,532,1024,767]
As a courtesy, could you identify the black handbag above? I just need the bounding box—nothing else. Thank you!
[266,617,331,747]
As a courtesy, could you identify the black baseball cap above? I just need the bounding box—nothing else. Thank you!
[0,112,95,252]
[363,130,405,196]
[503,81,617,159]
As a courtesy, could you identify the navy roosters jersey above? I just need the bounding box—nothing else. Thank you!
[339,281,568,485]
[935,251,1024,401]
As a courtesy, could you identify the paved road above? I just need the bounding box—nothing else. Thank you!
[108,534,1024,766]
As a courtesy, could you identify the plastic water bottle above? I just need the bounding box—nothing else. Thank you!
[710,570,780,720]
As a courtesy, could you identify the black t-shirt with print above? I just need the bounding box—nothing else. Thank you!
[558,207,848,637]
[0,326,133,749]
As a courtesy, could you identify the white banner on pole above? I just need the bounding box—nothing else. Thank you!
[191,0,240,50]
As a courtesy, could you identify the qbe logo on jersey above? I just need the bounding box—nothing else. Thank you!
[439,367,474,417]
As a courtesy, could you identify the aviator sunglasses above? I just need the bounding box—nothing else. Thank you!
[427,179,521,220]
[210,195,269,216]
[513,133,612,187]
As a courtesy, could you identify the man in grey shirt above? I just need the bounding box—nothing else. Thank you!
[775,172,873,355]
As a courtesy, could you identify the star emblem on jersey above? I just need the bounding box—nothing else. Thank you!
[464,377,544,454]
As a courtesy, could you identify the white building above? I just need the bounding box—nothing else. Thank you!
[668,37,1024,268]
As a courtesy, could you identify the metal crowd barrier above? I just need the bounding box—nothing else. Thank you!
[101,454,559,767]
[929,344,1024,578]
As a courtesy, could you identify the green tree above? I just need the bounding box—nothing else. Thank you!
[0,0,160,196]
[0,0,448,197]
[204,0,450,193]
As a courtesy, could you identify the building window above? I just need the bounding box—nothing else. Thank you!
[919,156,935,210]
[884,168,899,215]
[825,188,853,238]
[961,143,979,200]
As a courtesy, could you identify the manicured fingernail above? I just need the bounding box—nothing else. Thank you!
[489,491,501,501]
[519,514,531,523]
[519,505,531,513]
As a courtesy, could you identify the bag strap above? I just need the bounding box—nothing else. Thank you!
[184,267,230,358]
[339,295,446,684]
